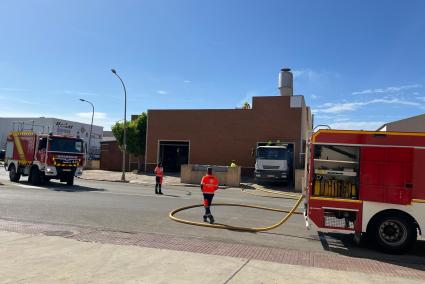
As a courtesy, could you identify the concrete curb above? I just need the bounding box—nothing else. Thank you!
[76,176,130,183]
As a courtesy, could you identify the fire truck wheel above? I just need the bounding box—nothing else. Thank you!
[9,164,21,182]
[371,214,417,254]
[66,177,74,186]
[29,167,41,185]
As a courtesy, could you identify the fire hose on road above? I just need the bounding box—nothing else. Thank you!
[169,187,305,232]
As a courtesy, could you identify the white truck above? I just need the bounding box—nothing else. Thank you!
[254,145,291,183]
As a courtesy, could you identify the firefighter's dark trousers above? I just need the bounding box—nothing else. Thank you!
[155,176,162,194]
[203,193,214,216]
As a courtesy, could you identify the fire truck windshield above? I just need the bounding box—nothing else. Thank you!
[49,138,84,153]
[256,148,288,160]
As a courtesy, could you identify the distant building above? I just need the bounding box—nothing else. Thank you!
[143,68,312,175]
[0,117,103,157]
[99,131,141,171]
[377,114,425,132]
[102,130,114,138]
[100,136,125,171]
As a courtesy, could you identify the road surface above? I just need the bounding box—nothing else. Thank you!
[0,167,424,267]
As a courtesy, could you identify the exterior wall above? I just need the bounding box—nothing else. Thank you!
[85,160,100,170]
[0,117,103,156]
[99,141,143,172]
[384,114,425,132]
[145,95,310,173]
[300,104,312,165]
[100,141,129,171]
[180,164,241,187]
[294,169,305,193]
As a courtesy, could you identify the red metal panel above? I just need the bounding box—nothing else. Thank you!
[9,133,36,164]
[360,161,381,186]
[412,149,425,199]
[360,147,413,205]
[313,130,425,148]
[385,163,409,186]
[361,147,386,162]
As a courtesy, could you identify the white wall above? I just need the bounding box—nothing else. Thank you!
[0,117,103,155]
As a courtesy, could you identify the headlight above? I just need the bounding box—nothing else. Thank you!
[46,166,56,173]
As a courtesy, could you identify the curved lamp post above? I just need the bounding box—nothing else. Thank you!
[111,68,127,181]
[79,98,94,159]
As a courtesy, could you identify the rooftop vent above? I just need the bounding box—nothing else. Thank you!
[278,68,293,96]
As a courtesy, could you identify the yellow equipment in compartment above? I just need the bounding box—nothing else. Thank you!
[313,177,357,199]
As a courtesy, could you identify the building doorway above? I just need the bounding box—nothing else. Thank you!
[158,141,189,172]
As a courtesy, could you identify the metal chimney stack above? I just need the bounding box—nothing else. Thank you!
[278,68,293,96]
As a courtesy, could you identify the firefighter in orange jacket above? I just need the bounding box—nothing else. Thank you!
[154,162,164,195]
[200,167,219,224]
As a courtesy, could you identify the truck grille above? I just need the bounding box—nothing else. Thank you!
[262,165,280,170]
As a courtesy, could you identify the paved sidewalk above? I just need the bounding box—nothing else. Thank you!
[0,218,424,282]
[0,230,422,284]
[78,170,297,192]
[79,170,183,185]
[78,170,232,189]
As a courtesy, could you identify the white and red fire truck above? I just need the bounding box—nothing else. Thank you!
[305,129,425,253]
[4,131,85,186]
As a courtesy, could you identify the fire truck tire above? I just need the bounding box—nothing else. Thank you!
[66,177,74,186]
[9,164,21,182]
[29,167,41,185]
[370,213,417,254]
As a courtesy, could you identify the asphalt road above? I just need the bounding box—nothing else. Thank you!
[0,167,424,265]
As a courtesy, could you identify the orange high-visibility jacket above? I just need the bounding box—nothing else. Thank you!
[201,175,219,194]
[154,166,164,177]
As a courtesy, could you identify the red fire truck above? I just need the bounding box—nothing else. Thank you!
[305,129,425,253]
[4,131,85,186]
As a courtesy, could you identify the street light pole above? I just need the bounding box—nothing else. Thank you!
[79,99,94,159]
[111,68,127,181]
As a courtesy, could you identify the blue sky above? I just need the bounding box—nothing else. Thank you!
[1,0,425,130]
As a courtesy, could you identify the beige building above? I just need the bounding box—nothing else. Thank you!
[377,114,425,132]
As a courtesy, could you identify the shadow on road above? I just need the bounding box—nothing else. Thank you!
[241,188,294,199]
[208,223,257,233]
[48,184,106,192]
[319,231,425,271]
[241,178,297,193]
[20,181,106,192]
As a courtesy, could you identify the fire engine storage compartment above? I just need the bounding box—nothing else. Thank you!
[310,144,361,230]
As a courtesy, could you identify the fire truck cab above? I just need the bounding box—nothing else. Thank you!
[305,129,425,253]
[4,131,85,186]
